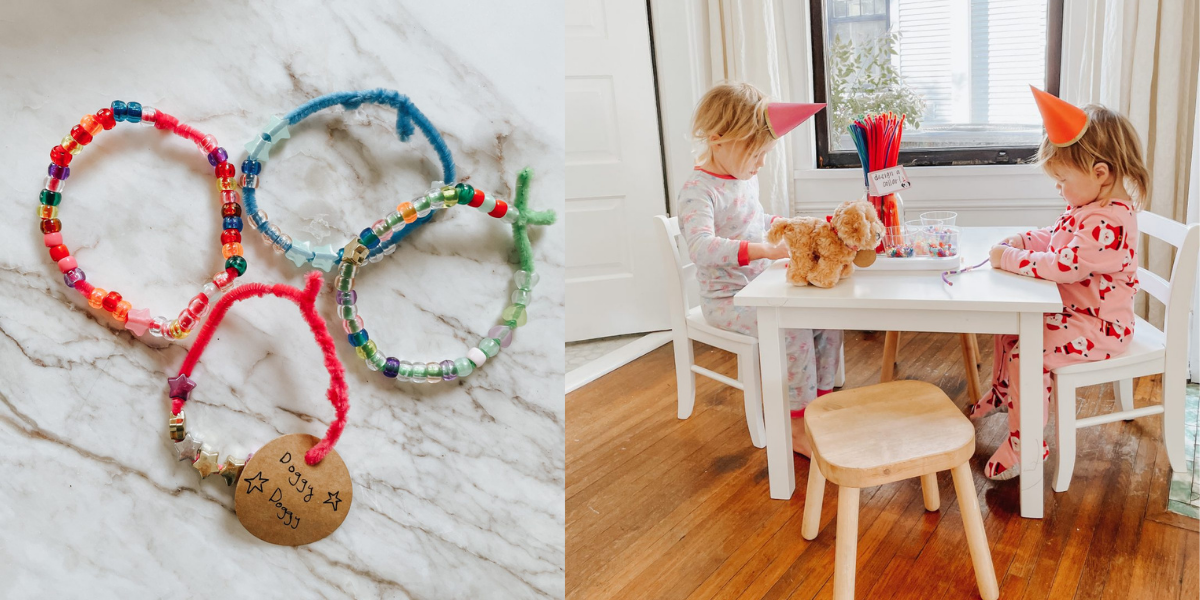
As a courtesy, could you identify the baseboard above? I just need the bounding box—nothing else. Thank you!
[566,331,673,394]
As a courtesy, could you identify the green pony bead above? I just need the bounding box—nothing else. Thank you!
[225,255,247,276]
[454,357,475,377]
[456,183,475,205]
[338,305,357,320]
[502,304,528,327]
[410,363,427,380]
[479,338,501,358]
[367,352,387,371]
[40,190,62,206]
[334,276,354,292]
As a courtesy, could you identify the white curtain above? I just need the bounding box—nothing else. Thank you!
[708,0,794,217]
[1061,0,1200,326]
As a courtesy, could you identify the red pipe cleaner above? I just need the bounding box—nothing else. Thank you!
[172,271,349,466]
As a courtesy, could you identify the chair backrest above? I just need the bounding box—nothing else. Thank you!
[1136,211,1200,359]
[655,216,701,333]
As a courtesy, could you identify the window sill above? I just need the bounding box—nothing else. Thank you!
[793,163,1043,180]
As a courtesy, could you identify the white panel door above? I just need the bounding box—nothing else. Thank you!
[566,0,670,342]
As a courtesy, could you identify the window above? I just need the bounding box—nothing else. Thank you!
[810,0,1064,168]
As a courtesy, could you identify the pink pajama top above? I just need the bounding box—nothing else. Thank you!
[677,169,778,300]
[1000,199,1139,358]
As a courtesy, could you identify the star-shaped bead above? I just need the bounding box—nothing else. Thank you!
[245,137,273,163]
[265,115,291,141]
[193,448,220,478]
[167,374,196,401]
[124,308,152,336]
[285,239,314,267]
[174,433,203,462]
[509,168,557,274]
[219,455,246,486]
[310,244,338,272]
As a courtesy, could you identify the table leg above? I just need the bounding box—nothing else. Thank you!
[759,308,795,499]
[1018,312,1044,518]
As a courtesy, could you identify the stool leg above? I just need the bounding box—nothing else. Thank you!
[881,331,900,383]
[920,473,940,511]
[959,333,981,403]
[834,486,860,600]
[951,462,998,600]
[802,453,826,540]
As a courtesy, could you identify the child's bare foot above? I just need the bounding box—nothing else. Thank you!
[791,414,812,458]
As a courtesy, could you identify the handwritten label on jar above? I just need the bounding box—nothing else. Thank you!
[868,166,911,196]
[235,433,353,546]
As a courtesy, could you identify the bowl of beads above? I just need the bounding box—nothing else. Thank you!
[917,225,959,257]
[881,225,915,258]
[920,211,957,227]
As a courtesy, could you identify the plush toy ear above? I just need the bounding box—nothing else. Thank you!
[767,218,789,245]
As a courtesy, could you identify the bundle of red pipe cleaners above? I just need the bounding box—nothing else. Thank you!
[848,112,906,235]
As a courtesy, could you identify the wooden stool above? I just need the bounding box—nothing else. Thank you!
[881,331,983,402]
[801,381,998,600]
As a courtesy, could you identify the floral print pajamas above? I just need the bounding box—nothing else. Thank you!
[972,200,1139,479]
[678,169,842,412]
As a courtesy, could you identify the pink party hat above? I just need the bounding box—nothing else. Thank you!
[765,103,826,138]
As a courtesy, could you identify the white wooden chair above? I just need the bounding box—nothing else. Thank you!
[1052,212,1200,492]
[655,215,845,448]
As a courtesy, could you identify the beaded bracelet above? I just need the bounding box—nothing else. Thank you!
[38,101,248,340]
[239,89,455,271]
[167,272,349,484]
[335,168,555,380]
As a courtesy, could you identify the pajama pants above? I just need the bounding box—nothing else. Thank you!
[978,313,1129,452]
[701,297,842,411]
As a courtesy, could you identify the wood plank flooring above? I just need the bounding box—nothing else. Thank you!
[566,331,1198,599]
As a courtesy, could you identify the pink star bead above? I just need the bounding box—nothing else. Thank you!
[125,308,152,336]
[167,374,196,401]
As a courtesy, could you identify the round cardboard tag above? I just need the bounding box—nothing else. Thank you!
[853,249,877,268]
[234,433,353,546]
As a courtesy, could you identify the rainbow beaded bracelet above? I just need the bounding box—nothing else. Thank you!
[39,101,248,340]
[239,89,455,271]
[335,168,555,380]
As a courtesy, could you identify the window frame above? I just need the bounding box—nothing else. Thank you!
[809,0,1065,169]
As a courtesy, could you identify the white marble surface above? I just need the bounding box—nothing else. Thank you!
[0,2,564,598]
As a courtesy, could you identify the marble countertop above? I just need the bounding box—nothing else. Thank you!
[0,2,564,598]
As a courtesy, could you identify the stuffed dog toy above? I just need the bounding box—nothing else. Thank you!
[766,199,883,288]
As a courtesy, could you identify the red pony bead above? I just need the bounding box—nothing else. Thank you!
[488,201,508,219]
[95,108,116,130]
[221,203,242,217]
[215,162,235,178]
[469,189,485,207]
[50,145,71,167]
[48,244,70,262]
[102,291,122,312]
[40,218,62,234]
[220,229,242,244]
[70,124,93,145]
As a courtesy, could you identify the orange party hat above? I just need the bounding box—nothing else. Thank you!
[765,103,826,139]
[1030,86,1088,147]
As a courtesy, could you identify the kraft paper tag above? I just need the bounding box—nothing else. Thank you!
[867,166,912,196]
[235,433,353,546]
[853,249,877,268]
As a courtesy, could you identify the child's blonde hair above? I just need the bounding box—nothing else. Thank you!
[1037,105,1150,209]
[692,82,773,163]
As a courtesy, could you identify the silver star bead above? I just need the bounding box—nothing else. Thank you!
[174,433,203,462]
[220,455,246,486]
[193,448,221,478]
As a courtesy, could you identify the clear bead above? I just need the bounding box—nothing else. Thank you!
[513,270,539,290]
[502,207,520,223]
[426,362,442,383]
[202,282,218,297]
[148,316,169,338]
[368,252,383,263]
[395,360,411,382]
[140,106,158,123]
[275,234,292,254]
[251,209,269,230]
[511,289,531,306]
[382,244,398,255]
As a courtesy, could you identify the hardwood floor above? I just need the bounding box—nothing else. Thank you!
[566,331,1198,599]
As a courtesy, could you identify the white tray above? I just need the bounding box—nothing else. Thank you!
[859,254,962,271]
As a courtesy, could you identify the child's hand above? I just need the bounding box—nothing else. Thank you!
[749,242,790,261]
[1001,234,1024,249]
[989,245,1008,268]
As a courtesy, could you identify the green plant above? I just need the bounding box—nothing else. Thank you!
[827,31,926,138]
